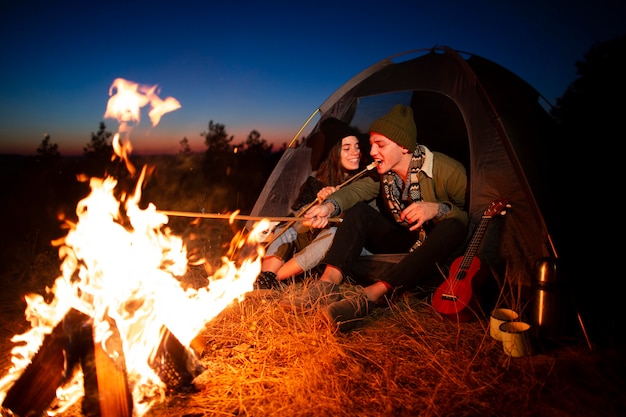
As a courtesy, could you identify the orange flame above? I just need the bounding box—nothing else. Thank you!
[104,78,181,176]
[104,78,181,131]
[0,79,265,416]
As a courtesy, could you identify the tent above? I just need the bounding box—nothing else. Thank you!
[248,46,563,307]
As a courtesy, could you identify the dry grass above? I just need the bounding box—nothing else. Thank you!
[144,279,624,417]
[1,270,625,417]
[0,228,623,417]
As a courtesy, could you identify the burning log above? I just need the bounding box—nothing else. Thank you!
[2,308,204,416]
[2,309,85,416]
[2,309,133,417]
[150,328,205,392]
[91,317,133,417]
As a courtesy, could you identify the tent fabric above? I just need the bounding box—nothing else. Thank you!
[248,46,560,290]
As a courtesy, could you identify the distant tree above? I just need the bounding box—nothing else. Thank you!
[241,130,273,154]
[549,34,624,253]
[36,134,61,158]
[82,121,119,178]
[225,130,278,211]
[551,35,625,142]
[179,137,192,155]
[277,141,289,153]
[196,120,286,212]
[34,133,62,179]
[200,120,236,187]
[549,35,625,347]
[201,120,233,153]
[83,121,114,157]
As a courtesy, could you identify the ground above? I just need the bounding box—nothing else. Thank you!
[1,276,625,417]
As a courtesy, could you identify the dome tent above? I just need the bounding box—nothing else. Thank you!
[249,46,564,315]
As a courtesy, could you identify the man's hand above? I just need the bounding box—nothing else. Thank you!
[303,201,334,228]
[400,201,439,231]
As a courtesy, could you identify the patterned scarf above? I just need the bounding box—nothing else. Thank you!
[381,145,427,249]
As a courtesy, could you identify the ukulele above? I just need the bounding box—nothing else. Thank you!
[432,198,509,322]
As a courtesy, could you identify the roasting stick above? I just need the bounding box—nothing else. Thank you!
[263,160,378,249]
[156,210,343,223]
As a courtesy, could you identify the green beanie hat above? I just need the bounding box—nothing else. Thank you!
[368,104,417,152]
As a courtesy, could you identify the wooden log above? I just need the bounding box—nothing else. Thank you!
[2,309,133,417]
[150,328,205,391]
[2,309,202,416]
[2,309,88,416]
[93,318,132,417]
[76,317,100,417]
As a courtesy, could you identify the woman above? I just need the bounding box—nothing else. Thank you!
[254,118,375,290]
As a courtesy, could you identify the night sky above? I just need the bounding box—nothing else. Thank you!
[1,0,624,155]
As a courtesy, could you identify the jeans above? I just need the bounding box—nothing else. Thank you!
[322,202,467,290]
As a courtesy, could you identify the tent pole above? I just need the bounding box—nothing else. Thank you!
[288,108,319,148]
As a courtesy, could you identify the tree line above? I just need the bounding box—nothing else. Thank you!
[0,119,291,277]
[31,119,289,214]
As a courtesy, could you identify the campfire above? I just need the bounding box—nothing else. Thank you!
[0,79,266,416]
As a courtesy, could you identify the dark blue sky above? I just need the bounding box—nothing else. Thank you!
[1,0,624,155]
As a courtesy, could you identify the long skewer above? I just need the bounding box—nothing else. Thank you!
[156,211,343,223]
[263,160,378,248]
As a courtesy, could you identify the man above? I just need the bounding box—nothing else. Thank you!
[282,104,469,332]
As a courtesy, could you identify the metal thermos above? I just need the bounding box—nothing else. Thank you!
[529,257,575,343]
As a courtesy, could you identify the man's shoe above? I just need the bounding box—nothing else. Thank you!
[280,280,342,313]
[254,271,280,290]
[322,286,376,332]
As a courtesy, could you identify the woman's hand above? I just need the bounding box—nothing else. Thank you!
[400,201,439,231]
[316,186,337,202]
